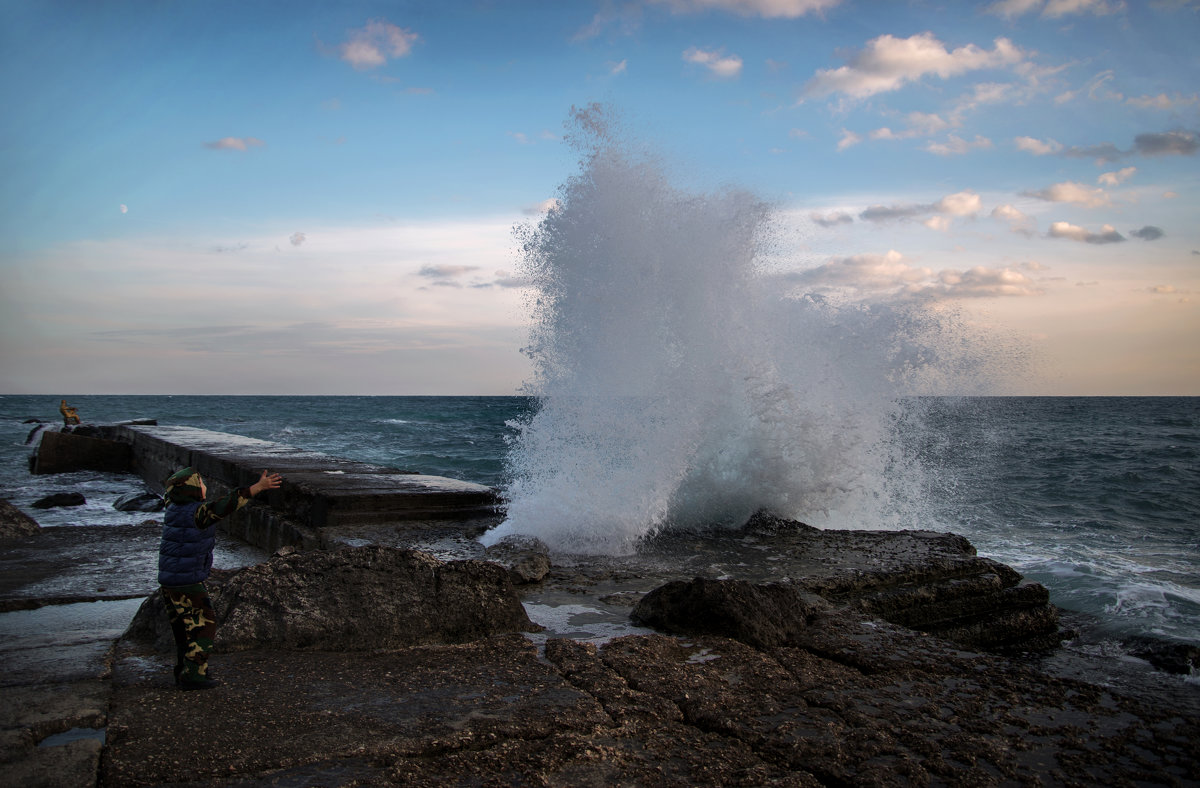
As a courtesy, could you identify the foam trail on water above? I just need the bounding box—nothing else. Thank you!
[489,107,965,554]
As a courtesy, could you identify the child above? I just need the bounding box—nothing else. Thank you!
[159,466,282,690]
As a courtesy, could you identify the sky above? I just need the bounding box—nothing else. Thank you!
[1,0,1197,396]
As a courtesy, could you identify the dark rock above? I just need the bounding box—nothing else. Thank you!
[31,493,86,509]
[112,492,164,513]
[632,577,831,649]
[123,546,538,653]
[485,534,552,584]
[0,499,40,539]
[1124,636,1200,675]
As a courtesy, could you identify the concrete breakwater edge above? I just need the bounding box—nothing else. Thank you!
[1,424,1197,786]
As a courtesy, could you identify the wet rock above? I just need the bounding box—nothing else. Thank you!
[124,546,538,653]
[112,492,164,513]
[632,577,831,649]
[1124,635,1200,676]
[0,499,40,539]
[485,534,552,585]
[31,493,85,510]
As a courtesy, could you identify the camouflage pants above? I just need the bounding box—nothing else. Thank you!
[161,584,216,682]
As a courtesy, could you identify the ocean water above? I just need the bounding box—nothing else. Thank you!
[1,394,1196,647]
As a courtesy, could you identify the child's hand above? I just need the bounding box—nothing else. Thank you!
[250,470,283,497]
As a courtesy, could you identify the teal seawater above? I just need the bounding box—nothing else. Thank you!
[2,395,1196,645]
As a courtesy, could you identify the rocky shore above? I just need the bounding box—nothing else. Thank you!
[2,494,1199,786]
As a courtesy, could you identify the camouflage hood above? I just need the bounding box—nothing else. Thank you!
[164,467,204,504]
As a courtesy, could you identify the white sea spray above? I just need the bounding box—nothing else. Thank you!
[491,106,993,554]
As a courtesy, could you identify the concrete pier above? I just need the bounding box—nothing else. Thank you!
[36,424,502,553]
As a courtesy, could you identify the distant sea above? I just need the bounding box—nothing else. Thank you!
[2,394,1197,648]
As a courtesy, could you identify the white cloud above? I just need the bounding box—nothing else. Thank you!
[683,47,743,78]
[1023,181,1110,207]
[289,232,307,246]
[985,0,1042,16]
[924,266,1043,298]
[925,134,992,156]
[870,111,951,141]
[523,198,560,215]
[339,20,418,71]
[1097,167,1136,186]
[1014,136,1061,155]
[786,251,1042,299]
[608,59,628,75]
[991,204,1035,233]
[1042,0,1123,17]
[1126,93,1198,110]
[986,0,1123,17]
[790,249,932,290]
[802,33,1024,100]
[119,204,128,214]
[837,129,861,151]
[810,210,853,227]
[935,191,983,216]
[203,137,265,152]
[859,190,982,228]
[650,0,842,17]
[1048,221,1126,243]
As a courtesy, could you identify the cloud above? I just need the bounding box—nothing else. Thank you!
[986,0,1122,17]
[859,190,981,226]
[683,47,743,78]
[1023,181,1110,207]
[608,59,628,75]
[991,204,1034,233]
[788,250,931,290]
[802,33,1024,100]
[837,129,861,151]
[925,266,1043,298]
[1060,142,1124,164]
[203,137,265,152]
[1134,130,1198,156]
[649,0,843,17]
[289,232,306,246]
[492,270,533,288]
[1047,221,1126,244]
[418,264,481,280]
[1130,225,1165,241]
[119,204,128,214]
[1127,93,1199,110]
[340,20,418,70]
[869,111,952,141]
[1015,136,1062,155]
[522,198,560,215]
[810,210,853,227]
[925,134,993,156]
[1052,130,1198,164]
[860,204,928,222]
[1097,166,1136,186]
[934,191,983,216]
[572,1,645,41]
[786,251,1042,299]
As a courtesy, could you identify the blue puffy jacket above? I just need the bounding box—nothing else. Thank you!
[158,501,216,587]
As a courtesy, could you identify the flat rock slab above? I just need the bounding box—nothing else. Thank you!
[116,425,500,527]
[103,622,1200,787]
